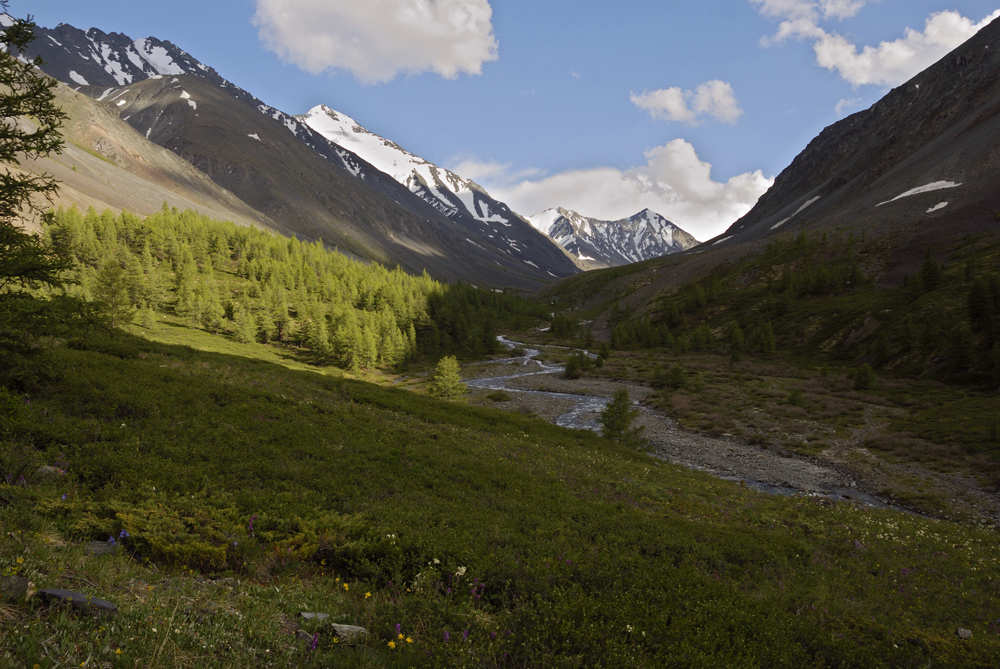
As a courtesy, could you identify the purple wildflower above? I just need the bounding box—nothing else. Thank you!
[444,631,450,643]
[311,633,318,650]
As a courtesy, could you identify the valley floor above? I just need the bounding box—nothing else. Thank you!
[465,342,1000,526]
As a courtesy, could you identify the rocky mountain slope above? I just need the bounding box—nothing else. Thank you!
[528,208,699,269]
[21,19,579,288]
[14,80,277,233]
[299,105,578,275]
[714,14,1000,257]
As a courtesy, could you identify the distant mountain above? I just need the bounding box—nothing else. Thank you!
[21,19,579,288]
[299,105,579,277]
[714,14,1000,258]
[528,208,699,269]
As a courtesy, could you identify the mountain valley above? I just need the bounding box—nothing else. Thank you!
[1,7,1000,668]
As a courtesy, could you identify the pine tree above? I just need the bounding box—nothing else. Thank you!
[0,6,68,295]
[428,355,467,400]
[598,388,645,447]
[93,258,136,329]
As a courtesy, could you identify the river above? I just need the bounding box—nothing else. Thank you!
[468,336,917,514]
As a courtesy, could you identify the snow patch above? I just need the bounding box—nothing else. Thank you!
[771,196,821,230]
[712,236,733,246]
[116,100,127,107]
[135,39,185,75]
[48,35,63,47]
[926,202,948,213]
[248,133,261,141]
[180,90,196,110]
[877,181,961,206]
[68,70,89,86]
[96,88,114,102]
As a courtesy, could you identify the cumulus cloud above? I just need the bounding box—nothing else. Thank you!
[753,1,1000,86]
[834,97,863,116]
[631,81,744,125]
[466,140,772,240]
[252,0,499,83]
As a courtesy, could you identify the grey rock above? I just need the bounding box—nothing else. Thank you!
[957,627,973,640]
[299,612,329,621]
[331,624,368,639]
[36,465,65,479]
[0,575,29,603]
[85,541,117,556]
[37,588,118,619]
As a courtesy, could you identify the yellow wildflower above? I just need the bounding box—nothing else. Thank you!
[398,633,404,640]
[387,641,396,649]
[365,591,372,599]
[343,583,349,591]
[115,648,123,656]
[406,637,413,643]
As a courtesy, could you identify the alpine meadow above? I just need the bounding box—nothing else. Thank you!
[2,2,1000,668]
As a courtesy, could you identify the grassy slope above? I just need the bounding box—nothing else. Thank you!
[1,326,998,667]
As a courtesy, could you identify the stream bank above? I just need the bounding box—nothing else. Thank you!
[467,337,916,513]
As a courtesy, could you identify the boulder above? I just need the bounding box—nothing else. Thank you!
[37,588,118,619]
[957,627,973,640]
[0,575,29,604]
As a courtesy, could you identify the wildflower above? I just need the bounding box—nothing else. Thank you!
[463,629,469,641]
[455,566,467,577]
[406,637,413,643]
[398,633,404,640]
[108,536,116,545]
[396,623,401,634]
[115,648,123,656]
[310,633,318,650]
[387,641,396,649]
[365,591,372,599]
[343,583,349,591]
[61,494,67,501]
[444,631,450,642]
[119,529,130,540]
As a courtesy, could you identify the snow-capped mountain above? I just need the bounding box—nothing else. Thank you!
[528,208,699,268]
[298,105,575,275]
[20,19,580,287]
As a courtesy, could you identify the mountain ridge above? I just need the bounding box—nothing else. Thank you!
[20,18,580,288]
[528,207,699,269]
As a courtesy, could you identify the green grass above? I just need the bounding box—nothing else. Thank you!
[0,329,998,666]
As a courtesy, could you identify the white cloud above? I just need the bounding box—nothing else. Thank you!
[252,0,499,83]
[834,97,862,116]
[813,10,1000,86]
[467,140,772,240]
[631,81,744,125]
[753,1,1000,87]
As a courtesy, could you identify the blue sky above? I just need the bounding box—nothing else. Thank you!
[14,1,1000,239]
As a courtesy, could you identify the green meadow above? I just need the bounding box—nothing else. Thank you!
[0,210,998,667]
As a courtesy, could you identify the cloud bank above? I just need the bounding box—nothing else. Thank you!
[253,0,498,83]
[753,1,1000,87]
[458,140,772,241]
[631,81,744,125]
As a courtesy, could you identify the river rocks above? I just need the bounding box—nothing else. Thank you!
[37,588,119,619]
[957,627,973,640]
